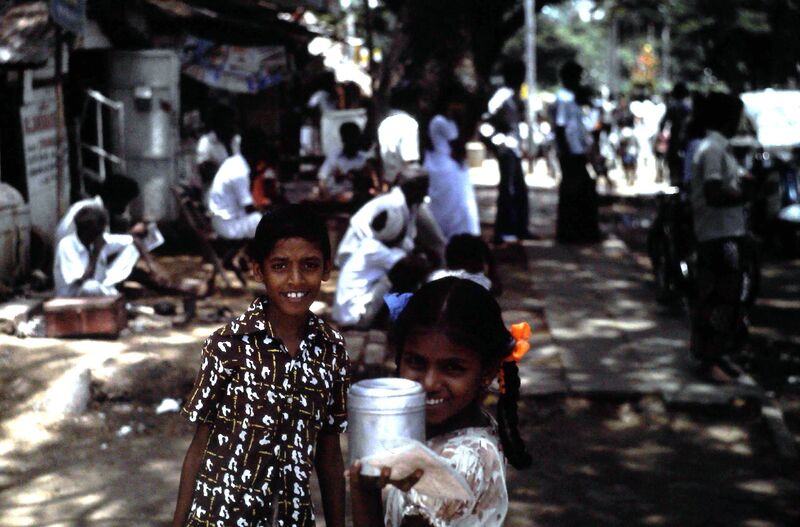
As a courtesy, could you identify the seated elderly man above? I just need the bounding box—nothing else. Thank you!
[53,206,153,297]
[207,127,268,240]
[53,206,209,324]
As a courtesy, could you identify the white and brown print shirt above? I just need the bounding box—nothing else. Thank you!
[181,297,350,527]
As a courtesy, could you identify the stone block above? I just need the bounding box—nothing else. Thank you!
[0,298,43,334]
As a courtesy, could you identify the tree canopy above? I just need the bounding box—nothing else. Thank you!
[368,0,800,97]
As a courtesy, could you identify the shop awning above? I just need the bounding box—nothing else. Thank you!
[144,0,321,47]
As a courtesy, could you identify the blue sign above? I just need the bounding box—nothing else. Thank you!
[50,0,86,34]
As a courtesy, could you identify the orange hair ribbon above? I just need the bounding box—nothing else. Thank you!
[498,322,531,395]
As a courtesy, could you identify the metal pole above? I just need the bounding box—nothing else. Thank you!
[661,23,671,88]
[608,15,619,97]
[54,26,67,218]
[524,0,537,157]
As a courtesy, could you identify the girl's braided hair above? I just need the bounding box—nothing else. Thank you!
[389,277,532,469]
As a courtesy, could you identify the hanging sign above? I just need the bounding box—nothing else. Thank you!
[181,36,287,94]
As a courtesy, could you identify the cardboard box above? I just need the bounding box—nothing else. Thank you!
[44,295,127,338]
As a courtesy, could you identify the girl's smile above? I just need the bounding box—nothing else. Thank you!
[398,331,493,435]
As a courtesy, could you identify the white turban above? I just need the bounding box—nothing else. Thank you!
[372,205,406,243]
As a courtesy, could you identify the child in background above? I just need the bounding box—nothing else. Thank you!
[172,205,350,527]
[428,234,501,295]
[349,277,531,527]
[317,121,376,204]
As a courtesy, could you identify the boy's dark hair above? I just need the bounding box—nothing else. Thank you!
[246,204,331,265]
[446,234,490,274]
[390,277,532,469]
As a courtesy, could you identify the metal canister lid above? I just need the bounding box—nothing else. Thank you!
[348,378,425,411]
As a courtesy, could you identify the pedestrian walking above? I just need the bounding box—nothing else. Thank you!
[689,92,753,383]
[348,277,532,527]
[172,205,350,527]
[554,60,600,243]
[659,82,692,186]
[485,59,533,243]
[423,87,481,240]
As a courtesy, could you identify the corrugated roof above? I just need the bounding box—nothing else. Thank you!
[0,1,53,67]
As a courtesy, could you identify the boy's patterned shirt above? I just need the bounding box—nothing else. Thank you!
[180,297,350,527]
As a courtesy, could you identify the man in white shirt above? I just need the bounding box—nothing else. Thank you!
[207,128,266,240]
[54,206,143,297]
[378,85,420,186]
[554,60,600,243]
[485,59,532,243]
[690,92,752,383]
[54,175,170,295]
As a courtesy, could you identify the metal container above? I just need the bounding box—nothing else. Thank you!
[0,183,31,283]
[107,50,180,221]
[347,378,425,470]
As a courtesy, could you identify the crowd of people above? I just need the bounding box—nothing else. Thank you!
[43,55,764,526]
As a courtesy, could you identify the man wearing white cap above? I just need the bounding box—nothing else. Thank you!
[332,168,431,328]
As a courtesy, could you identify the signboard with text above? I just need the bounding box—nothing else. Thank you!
[20,89,69,245]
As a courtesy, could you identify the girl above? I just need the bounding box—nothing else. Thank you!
[349,277,531,527]
[173,205,349,527]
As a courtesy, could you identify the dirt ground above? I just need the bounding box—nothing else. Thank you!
[3,192,800,527]
[1,254,798,527]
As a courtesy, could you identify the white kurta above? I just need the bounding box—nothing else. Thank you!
[53,232,139,297]
[423,115,480,240]
[207,154,261,239]
[378,110,420,184]
[332,238,407,328]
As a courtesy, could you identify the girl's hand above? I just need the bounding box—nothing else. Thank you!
[349,461,424,492]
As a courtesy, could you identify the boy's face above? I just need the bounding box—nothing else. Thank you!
[251,237,330,319]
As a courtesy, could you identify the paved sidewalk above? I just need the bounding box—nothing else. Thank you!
[345,171,767,404]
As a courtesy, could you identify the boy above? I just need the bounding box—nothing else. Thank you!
[428,233,500,294]
[317,121,376,204]
[173,205,349,527]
